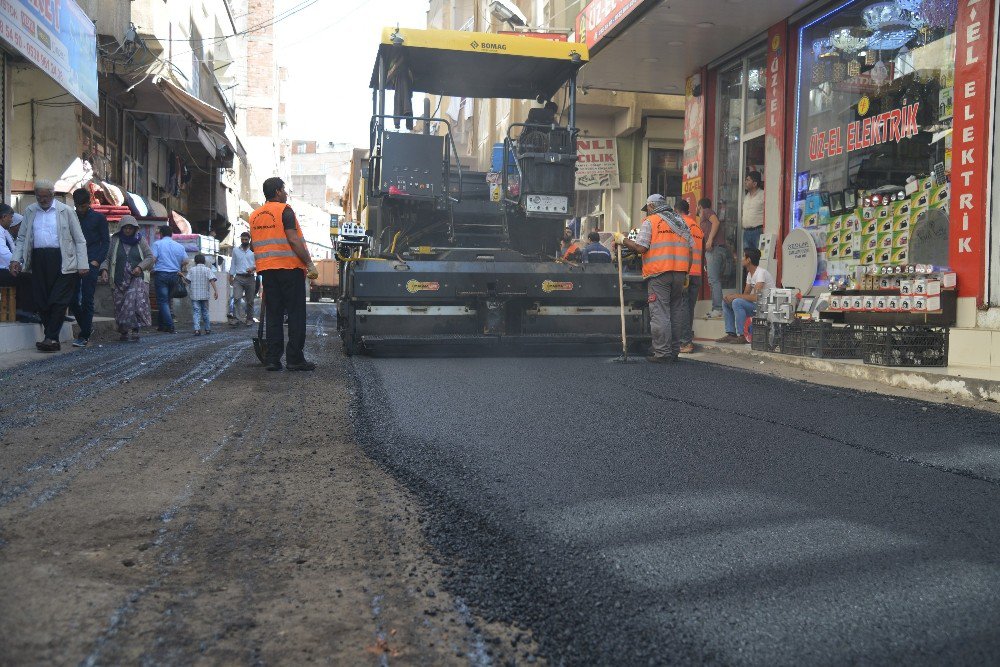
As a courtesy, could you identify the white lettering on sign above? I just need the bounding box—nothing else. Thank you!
[959,238,972,252]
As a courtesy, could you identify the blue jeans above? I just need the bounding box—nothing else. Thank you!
[70,265,99,339]
[192,299,211,332]
[743,226,763,251]
[723,297,756,337]
[153,271,180,330]
[704,247,725,312]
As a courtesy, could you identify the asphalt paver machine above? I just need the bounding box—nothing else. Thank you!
[337,27,649,355]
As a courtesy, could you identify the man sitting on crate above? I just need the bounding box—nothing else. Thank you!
[715,247,775,344]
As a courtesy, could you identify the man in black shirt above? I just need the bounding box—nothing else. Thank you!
[69,188,109,347]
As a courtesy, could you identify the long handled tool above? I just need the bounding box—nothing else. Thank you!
[252,293,268,363]
[613,243,637,364]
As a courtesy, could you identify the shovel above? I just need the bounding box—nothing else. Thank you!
[252,293,268,363]
[612,243,637,364]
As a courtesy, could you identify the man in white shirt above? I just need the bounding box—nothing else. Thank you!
[0,204,16,283]
[716,247,775,344]
[10,179,89,351]
[741,171,765,252]
[228,231,256,326]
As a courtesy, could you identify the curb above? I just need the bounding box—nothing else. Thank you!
[693,341,1000,404]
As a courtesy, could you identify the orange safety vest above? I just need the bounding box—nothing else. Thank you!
[249,201,308,272]
[562,242,581,261]
[641,213,692,279]
[683,214,704,276]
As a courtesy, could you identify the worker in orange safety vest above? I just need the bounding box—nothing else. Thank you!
[249,176,319,372]
[613,194,693,363]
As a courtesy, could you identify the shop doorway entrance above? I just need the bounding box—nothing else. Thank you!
[714,50,767,289]
[648,146,683,205]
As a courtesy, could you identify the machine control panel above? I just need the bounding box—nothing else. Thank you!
[525,195,568,214]
[380,133,445,199]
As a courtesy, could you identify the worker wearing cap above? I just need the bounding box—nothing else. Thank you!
[613,194,693,363]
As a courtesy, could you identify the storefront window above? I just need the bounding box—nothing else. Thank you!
[792,0,957,282]
[716,63,744,262]
[648,148,682,202]
[744,53,768,135]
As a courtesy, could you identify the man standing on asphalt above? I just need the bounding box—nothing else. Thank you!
[741,171,764,251]
[249,177,318,371]
[151,227,189,333]
[9,180,89,352]
[716,247,775,344]
[613,194,693,363]
[229,231,256,326]
[69,188,109,347]
[676,199,704,354]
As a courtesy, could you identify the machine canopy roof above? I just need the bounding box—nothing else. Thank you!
[370,28,588,101]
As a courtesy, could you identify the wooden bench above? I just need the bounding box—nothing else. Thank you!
[0,287,15,322]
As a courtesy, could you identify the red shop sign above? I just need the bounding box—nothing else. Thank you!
[575,0,647,51]
[950,0,995,301]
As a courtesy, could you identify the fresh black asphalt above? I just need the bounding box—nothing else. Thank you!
[348,355,1000,666]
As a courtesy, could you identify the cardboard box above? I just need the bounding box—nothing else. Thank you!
[874,295,888,311]
[886,295,900,311]
[929,184,950,209]
[900,296,913,311]
[913,279,927,295]
[892,230,909,249]
[891,247,909,264]
[850,295,864,311]
[863,219,879,235]
[878,218,894,233]
[925,279,941,296]
[912,296,927,311]
[899,280,913,295]
[893,200,912,217]
[878,276,892,290]
[840,243,855,260]
[940,271,957,288]
[862,295,876,311]
[827,231,842,247]
[829,296,842,311]
[862,250,877,265]
[925,295,941,311]
[893,214,910,232]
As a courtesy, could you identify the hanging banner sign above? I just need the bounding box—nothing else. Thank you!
[808,101,921,161]
[949,0,994,301]
[680,73,705,208]
[575,138,620,190]
[0,0,98,114]
[765,23,787,239]
[575,0,649,51]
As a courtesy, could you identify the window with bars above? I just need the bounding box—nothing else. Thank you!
[122,115,149,197]
[80,93,121,182]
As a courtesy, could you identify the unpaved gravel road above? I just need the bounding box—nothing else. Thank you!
[0,309,531,665]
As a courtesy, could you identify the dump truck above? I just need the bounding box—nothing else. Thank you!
[309,258,340,302]
[336,27,649,355]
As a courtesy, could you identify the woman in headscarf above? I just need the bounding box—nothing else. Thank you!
[99,215,155,341]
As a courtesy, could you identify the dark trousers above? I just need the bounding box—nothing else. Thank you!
[31,248,79,341]
[70,265,99,339]
[153,271,180,330]
[262,268,307,365]
[16,271,36,313]
[0,268,16,287]
[681,275,702,345]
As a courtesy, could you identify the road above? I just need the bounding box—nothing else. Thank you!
[0,304,529,665]
[2,306,999,665]
[349,355,1000,665]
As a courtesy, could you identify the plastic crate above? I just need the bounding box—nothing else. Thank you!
[750,317,771,351]
[777,320,804,355]
[801,322,863,359]
[861,325,949,367]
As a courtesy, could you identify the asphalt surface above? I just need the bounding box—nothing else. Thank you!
[349,355,1000,665]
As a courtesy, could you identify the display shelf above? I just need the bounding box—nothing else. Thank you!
[820,288,957,326]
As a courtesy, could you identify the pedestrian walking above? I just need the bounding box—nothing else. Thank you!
[716,247,775,344]
[186,254,218,335]
[9,180,89,352]
[68,188,110,348]
[676,199,704,354]
[741,171,764,251]
[99,215,154,342]
[698,197,725,318]
[150,227,189,333]
[249,177,318,371]
[613,194,693,363]
[229,231,256,326]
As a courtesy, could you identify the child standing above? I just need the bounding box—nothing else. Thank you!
[186,254,218,335]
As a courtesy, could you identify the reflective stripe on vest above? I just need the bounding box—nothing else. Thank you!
[684,214,704,275]
[249,201,307,271]
[641,215,692,278]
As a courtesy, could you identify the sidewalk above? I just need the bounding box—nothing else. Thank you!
[689,319,1000,404]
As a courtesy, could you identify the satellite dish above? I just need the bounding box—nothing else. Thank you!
[781,227,820,296]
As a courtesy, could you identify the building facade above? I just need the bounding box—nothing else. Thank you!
[1,0,285,248]
[578,0,1000,365]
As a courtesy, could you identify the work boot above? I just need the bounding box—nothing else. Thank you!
[645,355,675,363]
[286,361,316,372]
[715,334,741,343]
[265,361,283,371]
[679,343,696,354]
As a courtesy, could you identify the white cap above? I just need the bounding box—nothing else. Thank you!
[642,194,666,211]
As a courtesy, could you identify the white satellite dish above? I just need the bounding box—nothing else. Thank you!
[781,227,820,296]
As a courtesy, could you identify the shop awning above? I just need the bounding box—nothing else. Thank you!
[154,77,225,127]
